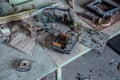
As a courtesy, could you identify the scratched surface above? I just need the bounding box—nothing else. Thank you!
[0,43,57,80]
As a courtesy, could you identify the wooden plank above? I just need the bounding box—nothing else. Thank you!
[0,9,36,25]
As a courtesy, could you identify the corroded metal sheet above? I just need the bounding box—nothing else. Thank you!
[0,9,36,24]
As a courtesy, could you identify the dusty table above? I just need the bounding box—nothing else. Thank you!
[0,1,58,80]
[0,43,57,80]
[0,0,120,80]
[47,18,120,80]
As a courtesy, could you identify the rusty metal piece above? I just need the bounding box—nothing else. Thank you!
[78,27,109,52]
[87,0,120,18]
[50,31,77,54]
[15,59,32,72]
[98,17,113,27]
[52,42,62,48]
[60,33,68,38]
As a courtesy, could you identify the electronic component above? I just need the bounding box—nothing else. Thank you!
[81,11,96,21]
[50,32,77,54]
[87,0,120,18]
[78,27,109,52]
[40,7,74,30]
[14,59,32,72]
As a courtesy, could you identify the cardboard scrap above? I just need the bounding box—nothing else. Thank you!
[10,33,35,55]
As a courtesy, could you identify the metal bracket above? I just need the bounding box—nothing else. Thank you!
[87,0,120,17]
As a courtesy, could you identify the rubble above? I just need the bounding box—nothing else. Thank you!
[0,0,115,54]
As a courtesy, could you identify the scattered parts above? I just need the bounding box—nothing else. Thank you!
[40,7,74,30]
[81,11,97,21]
[77,0,120,31]
[50,25,109,53]
[78,27,109,52]
[0,1,112,54]
[0,2,15,17]
[14,59,32,72]
[30,3,62,17]
[87,0,120,18]
[22,17,39,38]
[50,32,77,54]
[10,33,35,55]
[98,17,113,27]
[31,3,75,31]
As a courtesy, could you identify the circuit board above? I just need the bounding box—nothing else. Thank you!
[79,27,109,52]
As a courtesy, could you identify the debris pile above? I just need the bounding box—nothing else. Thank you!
[0,1,111,55]
[76,0,120,30]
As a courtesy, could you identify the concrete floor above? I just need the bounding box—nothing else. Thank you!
[47,46,120,80]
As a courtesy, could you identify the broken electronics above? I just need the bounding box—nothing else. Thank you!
[69,26,109,52]
[77,27,109,52]
[77,0,120,30]
[0,2,110,54]
[87,0,119,18]
[34,7,74,30]
[81,11,97,21]
[49,24,109,53]
[14,59,32,72]
[50,32,77,54]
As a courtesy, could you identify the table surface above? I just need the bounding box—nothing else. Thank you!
[0,43,57,80]
[48,0,120,67]
[0,0,120,80]
[0,0,58,80]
